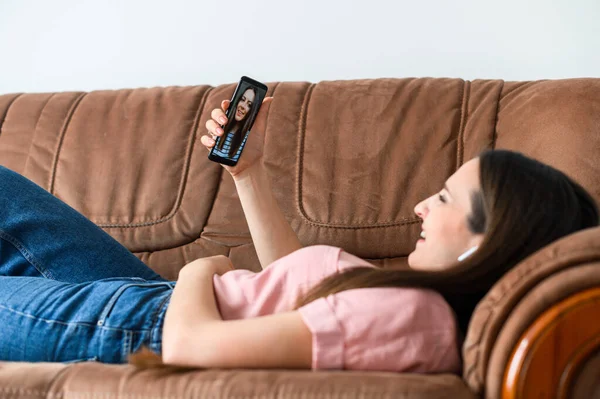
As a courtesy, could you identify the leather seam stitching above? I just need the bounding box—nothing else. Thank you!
[457,80,470,168]
[24,93,56,175]
[491,81,505,149]
[95,87,214,228]
[133,239,253,256]
[0,93,24,137]
[295,83,314,226]
[49,92,87,193]
[0,388,59,397]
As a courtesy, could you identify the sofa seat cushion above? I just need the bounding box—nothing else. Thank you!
[0,361,476,399]
[0,361,68,397]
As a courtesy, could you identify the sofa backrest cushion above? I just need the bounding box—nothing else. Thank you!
[1,77,599,313]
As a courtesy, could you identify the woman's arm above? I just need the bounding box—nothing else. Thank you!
[203,99,302,269]
[162,257,312,369]
[233,162,302,269]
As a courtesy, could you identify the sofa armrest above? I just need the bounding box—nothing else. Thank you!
[463,227,600,397]
[502,286,600,398]
[487,263,600,399]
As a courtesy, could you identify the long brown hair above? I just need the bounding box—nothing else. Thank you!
[294,150,600,333]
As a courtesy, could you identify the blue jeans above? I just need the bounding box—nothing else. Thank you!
[0,166,175,363]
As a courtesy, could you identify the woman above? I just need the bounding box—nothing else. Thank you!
[0,97,597,373]
[213,86,258,159]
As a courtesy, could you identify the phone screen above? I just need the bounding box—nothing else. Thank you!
[208,76,268,166]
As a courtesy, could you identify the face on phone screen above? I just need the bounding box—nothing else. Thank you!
[209,79,267,165]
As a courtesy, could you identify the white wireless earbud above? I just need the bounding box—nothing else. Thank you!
[458,246,479,262]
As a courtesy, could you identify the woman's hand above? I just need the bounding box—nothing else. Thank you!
[181,255,234,277]
[202,97,273,178]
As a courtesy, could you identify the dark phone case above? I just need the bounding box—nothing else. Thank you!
[208,76,268,166]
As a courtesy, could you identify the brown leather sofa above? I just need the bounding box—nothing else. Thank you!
[0,78,599,399]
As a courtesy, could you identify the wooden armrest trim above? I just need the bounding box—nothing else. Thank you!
[502,287,600,399]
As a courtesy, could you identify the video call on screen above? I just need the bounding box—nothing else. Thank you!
[211,82,267,162]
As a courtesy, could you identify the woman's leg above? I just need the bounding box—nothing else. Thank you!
[0,166,165,282]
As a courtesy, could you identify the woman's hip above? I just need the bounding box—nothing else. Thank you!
[0,276,174,363]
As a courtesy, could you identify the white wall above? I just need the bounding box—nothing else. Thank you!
[1,0,599,93]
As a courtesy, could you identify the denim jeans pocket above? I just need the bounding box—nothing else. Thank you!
[95,282,173,363]
[97,279,174,329]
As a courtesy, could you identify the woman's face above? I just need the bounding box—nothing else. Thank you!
[234,89,255,122]
[408,158,484,271]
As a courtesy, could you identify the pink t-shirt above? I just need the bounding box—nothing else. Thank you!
[212,245,460,373]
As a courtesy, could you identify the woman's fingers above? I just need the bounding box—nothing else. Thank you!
[202,100,232,151]
[200,134,216,149]
[205,119,224,136]
[211,107,228,126]
[202,120,222,150]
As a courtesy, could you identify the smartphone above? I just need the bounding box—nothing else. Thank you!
[208,76,268,166]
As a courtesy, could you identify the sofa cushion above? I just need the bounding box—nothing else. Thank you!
[26,362,476,399]
[264,79,504,265]
[0,361,68,398]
